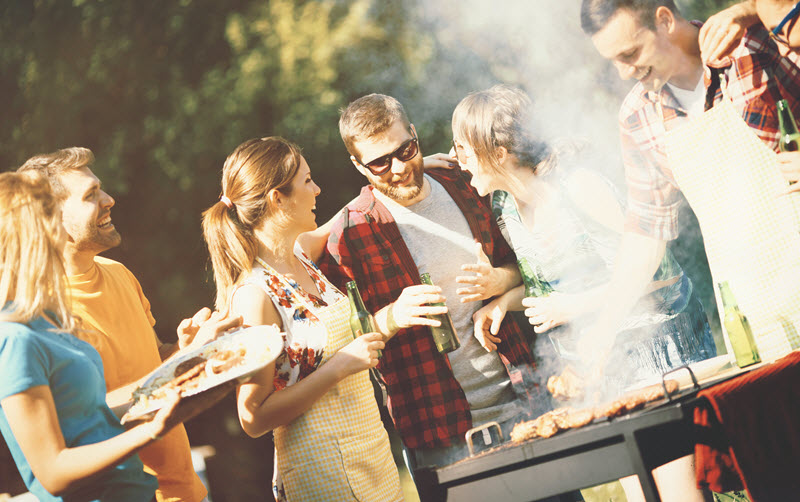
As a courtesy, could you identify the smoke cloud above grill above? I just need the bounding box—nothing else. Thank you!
[415,0,632,186]
[406,0,720,424]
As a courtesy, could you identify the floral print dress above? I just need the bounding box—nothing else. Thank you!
[241,243,403,502]
[251,251,337,392]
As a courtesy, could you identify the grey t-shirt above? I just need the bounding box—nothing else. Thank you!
[374,175,521,426]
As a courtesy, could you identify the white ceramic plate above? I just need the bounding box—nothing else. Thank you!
[121,325,283,423]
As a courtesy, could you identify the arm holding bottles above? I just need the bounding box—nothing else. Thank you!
[522,168,673,333]
[518,272,677,335]
[232,284,383,437]
[471,281,608,349]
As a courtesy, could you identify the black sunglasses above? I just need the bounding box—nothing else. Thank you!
[771,1,800,47]
[356,131,419,175]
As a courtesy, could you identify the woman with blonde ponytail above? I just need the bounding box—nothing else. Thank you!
[202,137,403,502]
[0,172,189,502]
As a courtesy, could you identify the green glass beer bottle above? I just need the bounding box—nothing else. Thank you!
[777,99,800,152]
[518,257,553,298]
[777,99,800,231]
[346,280,382,359]
[419,272,460,354]
[718,281,760,368]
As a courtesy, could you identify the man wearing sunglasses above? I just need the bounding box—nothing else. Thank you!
[320,94,548,495]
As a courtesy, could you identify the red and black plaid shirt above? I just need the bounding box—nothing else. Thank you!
[321,168,539,450]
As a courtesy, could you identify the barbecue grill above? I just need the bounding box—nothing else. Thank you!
[414,360,751,502]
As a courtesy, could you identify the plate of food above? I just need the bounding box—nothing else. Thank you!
[121,324,283,424]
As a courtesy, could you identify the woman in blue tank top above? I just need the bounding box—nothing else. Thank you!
[0,172,185,502]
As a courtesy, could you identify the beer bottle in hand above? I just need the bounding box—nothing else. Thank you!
[778,99,800,152]
[777,99,800,231]
[346,280,382,359]
[518,257,553,298]
[718,281,760,368]
[419,272,460,354]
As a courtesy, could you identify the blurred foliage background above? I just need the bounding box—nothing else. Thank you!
[0,0,737,500]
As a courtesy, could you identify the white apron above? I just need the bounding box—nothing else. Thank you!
[663,95,800,361]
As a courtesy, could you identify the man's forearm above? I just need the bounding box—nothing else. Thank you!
[593,232,667,334]
[492,262,522,298]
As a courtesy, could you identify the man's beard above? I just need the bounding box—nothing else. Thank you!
[371,162,424,202]
[74,227,122,254]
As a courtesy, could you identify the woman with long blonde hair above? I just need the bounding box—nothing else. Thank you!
[202,137,413,501]
[0,172,184,502]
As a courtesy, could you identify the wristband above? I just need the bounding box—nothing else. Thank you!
[387,303,401,333]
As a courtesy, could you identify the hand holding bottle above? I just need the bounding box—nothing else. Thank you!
[777,151,800,194]
[332,332,385,376]
[522,292,582,333]
[389,284,448,329]
[420,273,461,353]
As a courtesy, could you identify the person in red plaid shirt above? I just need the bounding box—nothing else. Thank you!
[579,1,800,501]
[754,0,800,192]
[319,94,551,483]
[578,0,800,353]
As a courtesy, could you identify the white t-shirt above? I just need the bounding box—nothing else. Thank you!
[668,76,706,118]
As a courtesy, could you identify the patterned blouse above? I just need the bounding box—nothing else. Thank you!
[242,244,345,391]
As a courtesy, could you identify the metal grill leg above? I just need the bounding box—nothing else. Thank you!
[624,431,662,502]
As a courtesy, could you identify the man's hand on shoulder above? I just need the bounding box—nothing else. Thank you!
[699,1,759,65]
[423,152,458,170]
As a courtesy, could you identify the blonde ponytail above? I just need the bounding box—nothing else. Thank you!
[202,200,259,310]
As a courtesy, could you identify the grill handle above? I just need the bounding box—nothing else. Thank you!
[465,421,502,457]
[661,364,699,402]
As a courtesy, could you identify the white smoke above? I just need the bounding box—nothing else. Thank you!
[415,0,632,187]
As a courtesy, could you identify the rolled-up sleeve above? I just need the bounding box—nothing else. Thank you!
[620,112,682,242]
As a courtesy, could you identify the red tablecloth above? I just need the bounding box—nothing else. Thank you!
[694,350,800,501]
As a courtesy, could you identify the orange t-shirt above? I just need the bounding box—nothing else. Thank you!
[68,256,207,502]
